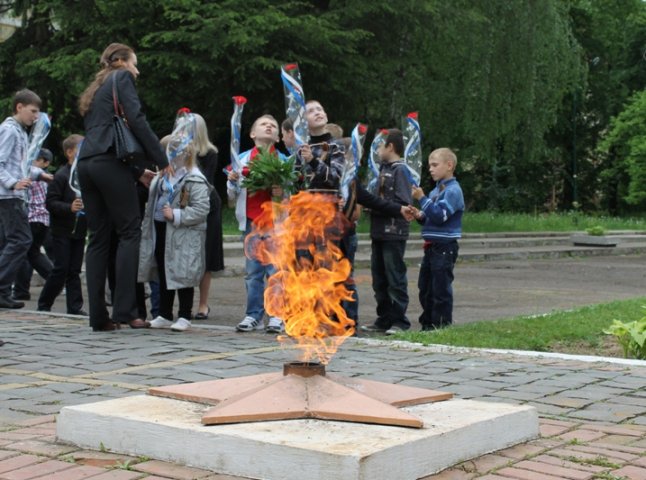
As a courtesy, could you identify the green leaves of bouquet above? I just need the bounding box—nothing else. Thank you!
[242,147,297,198]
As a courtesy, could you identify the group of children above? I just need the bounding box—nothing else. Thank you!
[226,98,465,336]
[0,88,464,341]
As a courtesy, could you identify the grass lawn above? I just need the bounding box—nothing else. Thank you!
[221,206,646,236]
[389,297,646,358]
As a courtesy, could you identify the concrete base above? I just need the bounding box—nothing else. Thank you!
[57,396,538,480]
[571,234,618,247]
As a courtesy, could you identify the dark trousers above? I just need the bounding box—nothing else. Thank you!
[418,241,459,329]
[371,239,410,330]
[154,221,193,320]
[107,230,147,319]
[0,199,32,297]
[37,234,85,313]
[14,222,53,297]
[78,155,141,328]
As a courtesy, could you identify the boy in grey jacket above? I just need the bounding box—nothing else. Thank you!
[0,89,49,309]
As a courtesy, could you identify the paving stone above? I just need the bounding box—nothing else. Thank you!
[495,466,564,479]
[610,465,646,479]
[420,468,475,479]
[0,459,74,479]
[567,403,646,423]
[558,429,607,443]
[42,464,108,480]
[513,459,597,479]
[496,443,545,460]
[0,455,43,476]
[533,454,605,473]
[568,444,639,462]
[132,459,214,479]
[4,439,77,457]
[82,470,145,479]
[458,453,511,473]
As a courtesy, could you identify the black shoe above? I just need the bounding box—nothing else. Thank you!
[12,293,30,301]
[69,310,88,316]
[0,296,24,309]
[360,323,387,333]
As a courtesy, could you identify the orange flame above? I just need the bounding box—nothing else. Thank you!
[247,191,355,364]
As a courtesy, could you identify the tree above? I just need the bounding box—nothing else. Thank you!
[598,89,646,208]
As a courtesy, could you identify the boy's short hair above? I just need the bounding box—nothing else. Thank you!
[38,148,53,164]
[62,134,84,153]
[281,118,293,131]
[324,123,343,139]
[430,148,458,167]
[251,114,278,131]
[13,89,42,113]
[384,128,405,157]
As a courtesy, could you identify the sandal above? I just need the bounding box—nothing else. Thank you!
[194,306,210,320]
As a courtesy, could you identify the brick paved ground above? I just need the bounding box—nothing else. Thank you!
[0,311,645,479]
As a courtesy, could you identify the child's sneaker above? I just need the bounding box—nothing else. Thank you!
[171,317,192,332]
[236,316,264,332]
[266,317,284,334]
[150,316,173,329]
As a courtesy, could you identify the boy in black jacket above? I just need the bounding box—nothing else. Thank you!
[38,135,87,314]
[360,129,413,335]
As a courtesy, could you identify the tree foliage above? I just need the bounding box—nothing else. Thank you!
[0,0,643,213]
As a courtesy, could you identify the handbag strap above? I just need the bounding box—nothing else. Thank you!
[111,74,125,119]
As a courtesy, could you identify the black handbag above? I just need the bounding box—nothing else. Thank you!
[112,73,145,164]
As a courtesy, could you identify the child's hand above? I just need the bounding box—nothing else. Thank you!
[400,205,416,222]
[71,198,83,213]
[162,204,174,221]
[40,172,54,183]
[228,170,240,183]
[299,144,313,163]
[271,185,284,199]
[13,178,32,190]
[411,186,425,201]
[138,169,155,188]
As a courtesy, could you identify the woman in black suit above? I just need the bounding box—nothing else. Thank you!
[77,43,169,331]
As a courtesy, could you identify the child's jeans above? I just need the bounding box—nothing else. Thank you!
[418,240,459,329]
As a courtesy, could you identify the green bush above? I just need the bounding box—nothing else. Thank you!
[585,225,606,236]
[604,307,646,359]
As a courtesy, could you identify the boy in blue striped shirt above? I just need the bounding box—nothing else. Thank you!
[411,148,464,330]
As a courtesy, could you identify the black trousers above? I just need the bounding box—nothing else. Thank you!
[37,234,84,313]
[154,220,193,320]
[78,155,141,328]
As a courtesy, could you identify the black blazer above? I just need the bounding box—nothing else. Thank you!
[79,69,167,170]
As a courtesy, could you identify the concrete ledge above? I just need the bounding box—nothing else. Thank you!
[570,234,619,247]
[57,396,538,480]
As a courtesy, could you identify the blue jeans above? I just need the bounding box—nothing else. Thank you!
[0,199,32,297]
[371,239,410,330]
[244,222,275,320]
[418,241,459,329]
[341,232,358,324]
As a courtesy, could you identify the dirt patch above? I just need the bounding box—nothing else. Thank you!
[548,335,626,358]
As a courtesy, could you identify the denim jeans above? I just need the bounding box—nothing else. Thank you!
[341,232,358,324]
[371,239,410,330]
[244,221,276,320]
[14,222,53,297]
[0,199,32,297]
[418,240,459,329]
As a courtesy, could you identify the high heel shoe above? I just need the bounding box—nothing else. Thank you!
[194,306,210,320]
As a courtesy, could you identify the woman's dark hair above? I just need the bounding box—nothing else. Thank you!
[78,43,134,116]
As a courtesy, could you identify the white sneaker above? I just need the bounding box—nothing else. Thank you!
[171,317,191,332]
[236,316,264,332]
[266,317,284,334]
[150,316,173,329]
